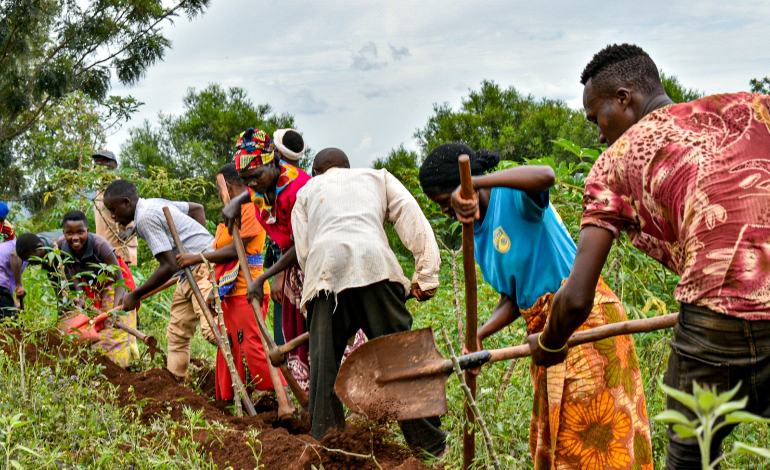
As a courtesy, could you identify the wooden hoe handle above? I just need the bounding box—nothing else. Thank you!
[217,174,308,411]
[163,207,258,417]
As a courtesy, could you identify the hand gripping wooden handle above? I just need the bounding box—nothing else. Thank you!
[458,154,478,470]
[162,206,258,417]
[217,174,308,410]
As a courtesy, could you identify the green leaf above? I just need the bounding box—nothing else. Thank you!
[658,379,699,412]
[713,397,748,418]
[15,444,41,456]
[732,442,770,459]
[697,390,717,412]
[724,410,770,425]
[652,410,692,425]
[712,381,742,407]
[671,424,697,438]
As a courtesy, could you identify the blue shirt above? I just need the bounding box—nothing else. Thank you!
[474,188,576,310]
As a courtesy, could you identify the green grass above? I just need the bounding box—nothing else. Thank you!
[3,257,768,469]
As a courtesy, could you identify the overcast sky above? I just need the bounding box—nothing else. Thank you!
[106,0,770,168]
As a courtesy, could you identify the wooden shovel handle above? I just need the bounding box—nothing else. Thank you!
[458,154,478,470]
[488,313,680,363]
[217,174,308,411]
[163,206,258,417]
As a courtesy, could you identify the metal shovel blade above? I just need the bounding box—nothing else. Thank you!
[334,328,449,421]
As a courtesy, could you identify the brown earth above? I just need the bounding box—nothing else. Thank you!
[2,329,439,470]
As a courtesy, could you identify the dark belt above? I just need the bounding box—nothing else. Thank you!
[679,303,769,332]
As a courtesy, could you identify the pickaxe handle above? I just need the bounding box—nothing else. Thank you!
[217,175,307,412]
[377,313,680,383]
[162,207,258,417]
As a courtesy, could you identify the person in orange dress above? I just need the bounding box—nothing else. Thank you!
[177,163,285,399]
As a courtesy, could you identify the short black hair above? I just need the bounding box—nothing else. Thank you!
[62,210,88,228]
[217,162,242,186]
[580,44,664,97]
[282,130,304,154]
[419,143,500,197]
[103,179,137,200]
[15,233,42,259]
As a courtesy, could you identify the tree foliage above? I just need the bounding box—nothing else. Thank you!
[120,84,298,217]
[750,77,770,94]
[660,71,704,103]
[0,0,209,145]
[6,92,139,211]
[414,80,599,163]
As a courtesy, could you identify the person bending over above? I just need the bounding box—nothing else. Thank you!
[55,211,140,366]
[292,148,446,456]
[420,143,652,469]
[0,238,26,320]
[531,44,770,470]
[177,163,286,398]
[102,179,216,380]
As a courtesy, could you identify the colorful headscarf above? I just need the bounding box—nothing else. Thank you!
[234,128,276,171]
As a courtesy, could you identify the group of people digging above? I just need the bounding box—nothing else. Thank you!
[1,42,768,469]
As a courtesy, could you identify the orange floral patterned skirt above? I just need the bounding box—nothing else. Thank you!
[520,278,653,470]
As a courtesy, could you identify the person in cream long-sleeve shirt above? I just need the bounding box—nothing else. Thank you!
[291,148,446,456]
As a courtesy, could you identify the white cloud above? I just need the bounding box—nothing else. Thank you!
[351,42,387,71]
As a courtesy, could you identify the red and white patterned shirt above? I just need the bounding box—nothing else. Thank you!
[582,92,770,320]
[0,221,15,243]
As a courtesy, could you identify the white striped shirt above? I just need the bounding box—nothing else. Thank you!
[134,198,214,258]
[292,168,440,312]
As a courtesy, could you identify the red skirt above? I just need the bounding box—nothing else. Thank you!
[215,294,287,400]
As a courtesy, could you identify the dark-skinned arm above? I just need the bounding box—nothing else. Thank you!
[186,203,207,228]
[223,191,253,233]
[463,293,521,375]
[176,237,255,268]
[248,246,296,304]
[120,250,178,311]
[528,226,614,366]
[451,166,556,223]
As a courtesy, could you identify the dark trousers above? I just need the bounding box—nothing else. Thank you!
[307,280,446,455]
[0,287,16,321]
[664,304,770,469]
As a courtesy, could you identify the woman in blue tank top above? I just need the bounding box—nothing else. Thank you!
[419,143,652,470]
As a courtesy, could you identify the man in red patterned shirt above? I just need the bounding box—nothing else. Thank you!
[0,201,15,243]
[528,44,770,469]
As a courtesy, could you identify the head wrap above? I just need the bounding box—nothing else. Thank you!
[419,143,501,197]
[0,201,8,219]
[273,128,305,163]
[234,128,276,171]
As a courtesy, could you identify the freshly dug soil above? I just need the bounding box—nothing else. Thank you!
[2,329,439,470]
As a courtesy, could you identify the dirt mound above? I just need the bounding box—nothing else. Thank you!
[295,423,424,470]
[3,329,438,470]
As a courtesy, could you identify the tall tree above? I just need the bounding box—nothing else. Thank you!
[120,84,298,216]
[0,0,209,145]
[414,80,599,163]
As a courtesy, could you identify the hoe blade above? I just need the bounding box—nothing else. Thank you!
[334,328,449,421]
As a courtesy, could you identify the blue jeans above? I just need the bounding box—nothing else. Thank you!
[664,304,770,469]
